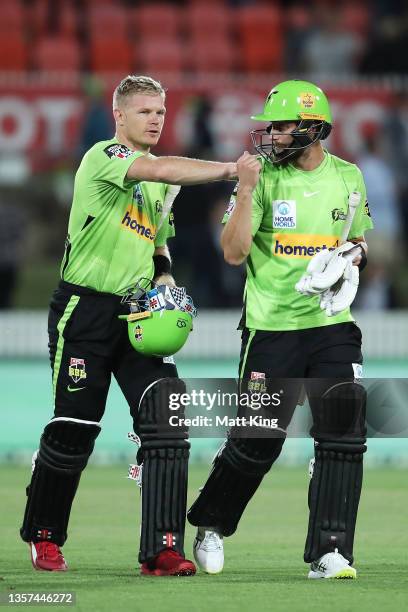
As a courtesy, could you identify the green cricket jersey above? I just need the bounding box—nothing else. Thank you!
[61,138,175,295]
[224,151,373,331]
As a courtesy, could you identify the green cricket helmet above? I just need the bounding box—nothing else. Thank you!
[119,280,196,357]
[250,80,332,165]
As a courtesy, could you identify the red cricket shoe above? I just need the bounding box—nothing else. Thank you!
[29,541,68,571]
[141,548,196,576]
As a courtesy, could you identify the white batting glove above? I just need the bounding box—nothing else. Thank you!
[296,241,361,296]
[295,249,332,295]
[319,260,360,316]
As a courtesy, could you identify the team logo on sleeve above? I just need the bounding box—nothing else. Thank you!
[273,200,296,228]
[133,184,144,206]
[69,358,87,383]
[104,143,134,159]
[364,200,371,217]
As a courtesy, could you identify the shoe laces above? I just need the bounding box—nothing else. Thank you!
[36,541,61,561]
[203,532,222,552]
[313,548,346,572]
[315,560,328,572]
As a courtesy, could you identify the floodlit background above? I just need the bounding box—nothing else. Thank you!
[0,0,407,464]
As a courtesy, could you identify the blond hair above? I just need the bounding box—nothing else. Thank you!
[113,75,165,109]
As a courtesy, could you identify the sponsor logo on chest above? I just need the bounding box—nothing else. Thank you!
[121,205,156,242]
[273,200,296,229]
[273,233,340,258]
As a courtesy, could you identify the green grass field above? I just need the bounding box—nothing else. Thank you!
[1,466,407,612]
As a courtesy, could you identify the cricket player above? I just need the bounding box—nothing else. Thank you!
[20,75,240,576]
[188,80,373,579]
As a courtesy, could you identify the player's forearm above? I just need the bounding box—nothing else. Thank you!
[128,156,237,185]
[221,186,253,265]
[154,245,171,261]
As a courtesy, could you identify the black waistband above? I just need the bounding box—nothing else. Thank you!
[59,280,125,301]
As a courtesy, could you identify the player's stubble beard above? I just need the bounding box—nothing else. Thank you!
[274,138,317,167]
[273,145,304,167]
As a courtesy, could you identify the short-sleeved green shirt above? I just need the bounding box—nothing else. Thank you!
[224,151,373,331]
[61,138,175,295]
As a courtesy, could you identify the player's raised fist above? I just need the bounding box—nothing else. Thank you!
[237,151,261,190]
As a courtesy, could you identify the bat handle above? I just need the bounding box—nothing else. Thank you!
[341,191,361,243]
[348,191,361,211]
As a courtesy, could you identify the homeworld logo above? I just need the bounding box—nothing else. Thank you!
[273,200,296,229]
[121,205,156,242]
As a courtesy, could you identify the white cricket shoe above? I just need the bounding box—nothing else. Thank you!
[193,527,224,574]
[308,548,357,579]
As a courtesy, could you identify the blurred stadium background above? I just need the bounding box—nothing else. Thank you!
[0,0,407,466]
